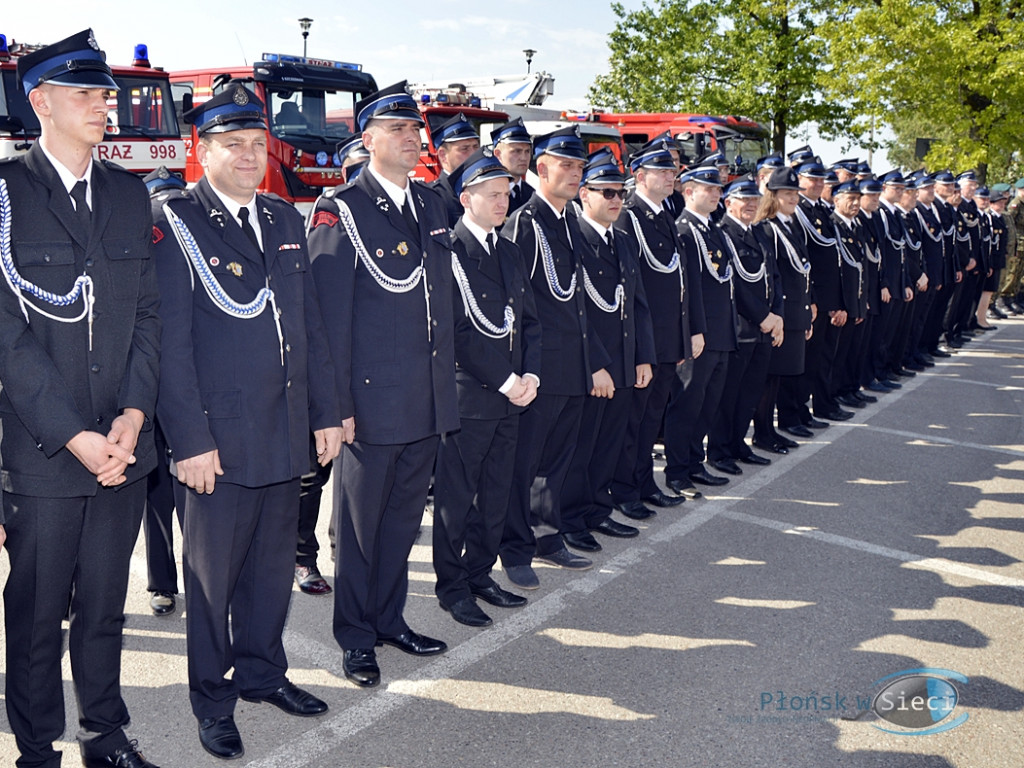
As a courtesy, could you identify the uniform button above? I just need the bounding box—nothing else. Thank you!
[428,284,433,291]
[579,310,583,316]
[85,259,94,267]
[432,350,437,357]
[432,319,438,327]
[268,275,272,282]
[43,254,51,263]
[582,333,587,339]
[364,378,371,384]
[286,380,292,388]
[36,442,44,451]
[295,261,301,269]
[96,416,104,425]
[481,292,487,298]
[285,343,291,352]
[90,364,100,373]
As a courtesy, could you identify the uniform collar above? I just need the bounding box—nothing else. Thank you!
[39,141,93,202]
[460,215,495,251]
[580,213,610,240]
[368,165,411,209]
[634,189,663,215]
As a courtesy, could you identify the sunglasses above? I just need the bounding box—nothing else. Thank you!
[586,187,627,200]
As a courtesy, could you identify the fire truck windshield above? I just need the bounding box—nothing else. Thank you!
[2,71,178,138]
[722,134,770,173]
[268,87,358,144]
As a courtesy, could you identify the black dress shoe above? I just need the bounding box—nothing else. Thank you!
[751,438,788,455]
[688,466,728,486]
[738,452,771,466]
[198,716,243,760]
[781,424,813,438]
[294,564,332,596]
[804,418,829,429]
[880,378,902,389]
[816,409,854,421]
[149,591,176,617]
[930,347,952,358]
[853,391,877,403]
[442,597,492,627]
[774,433,799,448]
[241,681,327,717]
[471,583,527,608]
[895,366,918,377]
[642,490,686,508]
[835,394,866,409]
[563,530,602,552]
[343,648,380,687]
[377,629,447,656]
[83,740,160,768]
[592,518,639,538]
[666,478,703,499]
[616,500,658,519]
[710,458,743,475]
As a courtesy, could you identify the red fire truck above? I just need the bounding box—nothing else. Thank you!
[568,111,771,179]
[0,35,184,177]
[411,84,508,182]
[169,53,377,213]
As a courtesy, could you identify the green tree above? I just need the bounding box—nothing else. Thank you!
[821,0,1024,183]
[589,0,849,152]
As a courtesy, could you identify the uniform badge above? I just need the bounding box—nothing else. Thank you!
[152,226,164,244]
[376,248,384,258]
[716,250,723,260]
[232,87,249,106]
[210,256,220,267]
[396,241,409,256]
[227,262,243,277]
[261,206,274,224]
[209,207,226,228]
[375,196,390,213]
[310,211,339,229]
[87,30,100,50]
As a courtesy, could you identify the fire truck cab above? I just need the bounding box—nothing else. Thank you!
[576,111,771,180]
[410,84,508,183]
[0,35,184,177]
[169,53,377,212]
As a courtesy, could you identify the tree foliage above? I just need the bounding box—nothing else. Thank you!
[588,0,850,151]
[821,0,1024,183]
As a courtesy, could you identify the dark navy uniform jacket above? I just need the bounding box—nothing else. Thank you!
[720,214,783,341]
[831,213,868,320]
[856,212,882,316]
[913,203,946,285]
[935,197,962,281]
[0,145,159,502]
[798,196,845,312]
[616,194,704,363]
[428,171,463,229]
[957,199,983,275]
[577,217,656,387]
[152,176,339,487]
[450,218,541,420]
[308,169,459,444]
[677,209,738,353]
[899,206,925,286]
[507,179,535,216]
[755,217,812,331]
[877,201,910,297]
[501,193,610,396]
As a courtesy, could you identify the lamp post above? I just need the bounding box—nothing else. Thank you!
[523,48,536,74]
[299,17,313,57]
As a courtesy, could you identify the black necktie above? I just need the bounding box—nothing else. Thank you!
[71,180,91,236]
[606,230,615,255]
[487,232,498,255]
[510,184,521,209]
[238,207,261,251]
[401,195,420,246]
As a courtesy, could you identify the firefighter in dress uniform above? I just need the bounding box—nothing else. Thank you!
[152,84,343,759]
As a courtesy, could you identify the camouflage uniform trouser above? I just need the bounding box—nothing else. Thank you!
[999,249,1024,297]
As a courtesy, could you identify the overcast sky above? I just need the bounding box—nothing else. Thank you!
[3,0,885,166]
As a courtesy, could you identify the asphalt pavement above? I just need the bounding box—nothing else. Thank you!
[2,318,1024,768]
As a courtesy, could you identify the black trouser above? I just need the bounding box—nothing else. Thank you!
[433,415,518,607]
[562,387,633,533]
[805,313,842,417]
[500,393,584,565]
[708,340,770,462]
[611,362,675,502]
[297,434,334,568]
[4,483,146,768]
[184,479,300,719]
[143,425,185,593]
[923,284,949,351]
[333,437,439,650]
[664,348,729,482]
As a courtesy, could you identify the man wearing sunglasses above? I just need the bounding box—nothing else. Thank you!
[561,151,656,553]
